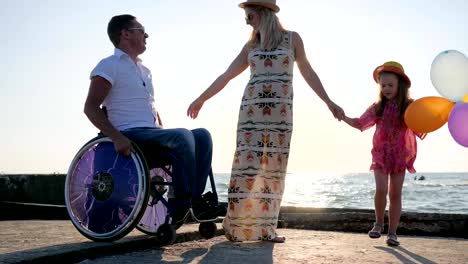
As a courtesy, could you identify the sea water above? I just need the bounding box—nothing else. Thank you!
[207,172,468,214]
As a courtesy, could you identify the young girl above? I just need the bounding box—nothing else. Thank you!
[343,61,425,246]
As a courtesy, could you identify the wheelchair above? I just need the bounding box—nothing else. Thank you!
[65,135,220,245]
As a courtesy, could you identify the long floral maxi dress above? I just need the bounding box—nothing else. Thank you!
[223,31,294,241]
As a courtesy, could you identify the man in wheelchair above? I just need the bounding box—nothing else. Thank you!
[83,14,224,226]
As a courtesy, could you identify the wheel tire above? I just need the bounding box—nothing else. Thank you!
[199,222,217,239]
[156,224,176,246]
[65,136,150,242]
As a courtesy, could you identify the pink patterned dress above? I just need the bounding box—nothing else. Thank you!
[222,31,294,241]
[352,101,424,174]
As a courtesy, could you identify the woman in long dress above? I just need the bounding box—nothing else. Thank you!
[187,0,344,242]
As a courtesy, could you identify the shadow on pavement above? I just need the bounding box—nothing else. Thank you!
[198,241,275,264]
[40,240,275,264]
[375,246,437,264]
[0,235,163,264]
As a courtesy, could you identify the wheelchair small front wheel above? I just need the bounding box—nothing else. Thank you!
[156,224,176,246]
[199,222,217,239]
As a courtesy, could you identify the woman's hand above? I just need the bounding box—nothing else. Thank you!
[187,98,205,119]
[186,44,249,120]
[327,101,345,121]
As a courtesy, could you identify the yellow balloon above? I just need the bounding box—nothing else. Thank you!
[463,94,468,103]
[404,96,455,133]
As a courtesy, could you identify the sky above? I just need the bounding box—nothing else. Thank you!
[1,0,468,174]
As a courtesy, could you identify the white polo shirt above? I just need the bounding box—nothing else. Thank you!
[90,48,159,130]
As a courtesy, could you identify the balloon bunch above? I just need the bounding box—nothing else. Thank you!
[405,50,468,147]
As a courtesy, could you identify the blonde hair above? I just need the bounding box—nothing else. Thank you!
[247,6,285,50]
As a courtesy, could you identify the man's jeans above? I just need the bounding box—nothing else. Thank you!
[122,127,213,207]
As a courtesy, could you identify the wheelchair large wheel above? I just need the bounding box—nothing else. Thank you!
[136,166,173,235]
[65,136,150,242]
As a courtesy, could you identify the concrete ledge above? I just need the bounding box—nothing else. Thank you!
[0,174,65,205]
[2,202,467,238]
[0,201,69,220]
[279,206,468,238]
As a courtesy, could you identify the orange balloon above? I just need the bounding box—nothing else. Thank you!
[404,96,455,133]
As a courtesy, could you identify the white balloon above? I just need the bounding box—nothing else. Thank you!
[430,50,468,102]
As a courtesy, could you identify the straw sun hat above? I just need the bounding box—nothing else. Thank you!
[373,61,411,88]
[239,0,280,13]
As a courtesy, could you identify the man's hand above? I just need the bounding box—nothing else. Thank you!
[111,133,135,156]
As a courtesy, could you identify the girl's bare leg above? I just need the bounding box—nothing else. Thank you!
[371,169,388,232]
[388,171,405,233]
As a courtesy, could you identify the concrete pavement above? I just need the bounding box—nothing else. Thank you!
[81,229,468,264]
[1,220,467,264]
[0,220,222,263]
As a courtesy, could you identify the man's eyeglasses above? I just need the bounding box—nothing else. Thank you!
[245,13,254,23]
[127,27,146,35]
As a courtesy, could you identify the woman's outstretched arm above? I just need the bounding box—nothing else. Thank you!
[187,44,250,119]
